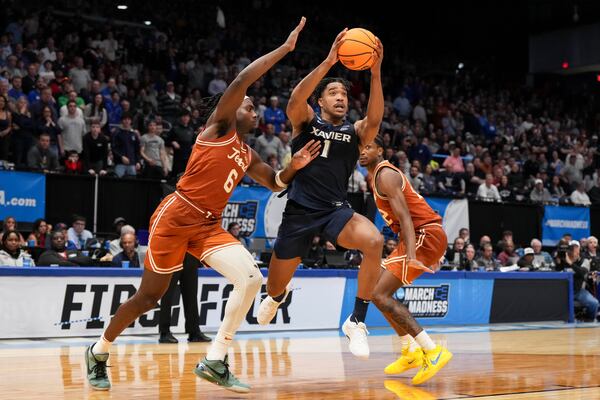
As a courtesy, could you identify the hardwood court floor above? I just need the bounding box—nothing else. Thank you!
[0,324,599,399]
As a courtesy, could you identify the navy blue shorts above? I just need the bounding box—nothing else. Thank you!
[273,200,355,259]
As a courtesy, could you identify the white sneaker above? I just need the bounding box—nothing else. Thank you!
[342,315,370,359]
[257,287,290,325]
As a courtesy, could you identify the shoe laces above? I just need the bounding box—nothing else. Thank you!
[91,359,110,380]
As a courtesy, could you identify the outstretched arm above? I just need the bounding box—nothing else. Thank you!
[355,38,384,147]
[247,140,321,191]
[207,17,306,129]
[286,28,347,131]
[377,168,433,273]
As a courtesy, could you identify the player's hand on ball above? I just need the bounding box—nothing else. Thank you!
[291,139,322,170]
[371,37,383,73]
[284,16,306,52]
[325,28,348,67]
[407,259,434,273]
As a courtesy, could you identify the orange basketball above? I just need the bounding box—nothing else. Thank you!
[337,28,378,71]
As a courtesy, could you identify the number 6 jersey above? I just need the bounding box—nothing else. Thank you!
[287,115,360,210]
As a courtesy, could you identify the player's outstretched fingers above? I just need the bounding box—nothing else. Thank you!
[407,259,434,273]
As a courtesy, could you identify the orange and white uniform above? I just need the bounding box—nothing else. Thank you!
[372,161,447,285]
[145,130,252,274]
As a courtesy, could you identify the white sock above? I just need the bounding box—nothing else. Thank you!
[401,334,419,352]
[206,333,231,361]
[414,331,436,351]
[92,334,112,354]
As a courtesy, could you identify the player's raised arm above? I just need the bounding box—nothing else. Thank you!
[376,168,433,273]
[246,140,321,191]
[286,28,347,130]
[206,17,306,128]
[355,38,384,147]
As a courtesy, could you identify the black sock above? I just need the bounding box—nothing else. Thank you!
[272,291,287,302]
[351,297,370,323]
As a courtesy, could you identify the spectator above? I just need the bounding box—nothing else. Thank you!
[140,120,169,178]
[497,175,515,202]
[348,166,367,194]
[207,72,227,96]
[0,230,34,266]
[111,232,140,268]
[445,237,465,266]
[112,114,141,177]
[278,130,292,167]
[555,240,598,322]
[517,247,536,271]
[68,57,91,93]
[58,100,86,157]
[420,164,437,194]
[254,123,282,162]
[64,150,83,174]
[476,243,500,271]
[30,87,57,123]
[382,238,398,259]
[166,110,194,177]
[570,182,591,206]
[263,95,286,133]
[58,90,85,118]
[8,76,24,101]
[83,93,108,133]
[442,145,464,173]
[82,121,109,175]
[158,81,181,124]
[530,238,554,269]
[2,216,25,245]
[529,178,551,203]
[51,222,77,250]
[548,175,566,203]
[110,224,134,255]
[460,244,478,271]
[11,96,35,168]
[26,218,48,247]
[67,215,93,250]
[477,173,501,201]
[105,91,123,130]
[458,228,470,244]
[227,222,250,249]
[407,166,423,192]
[498,241,519,266]
[0,95,12,161]
[27,132,59,172]
[38,230,90,266]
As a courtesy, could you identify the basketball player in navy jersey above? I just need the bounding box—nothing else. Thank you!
[258,28,384,358]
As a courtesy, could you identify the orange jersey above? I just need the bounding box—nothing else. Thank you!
[176,130,252,218]
[372,161,442,234]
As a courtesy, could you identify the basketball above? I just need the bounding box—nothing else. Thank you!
[337,28,378,71]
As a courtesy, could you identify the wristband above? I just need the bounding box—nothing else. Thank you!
[275,170,288,188]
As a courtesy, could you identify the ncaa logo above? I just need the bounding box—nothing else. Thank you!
[222,201,259,235]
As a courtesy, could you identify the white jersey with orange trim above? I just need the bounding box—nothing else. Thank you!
[176,130,252,218]
[372,160,442,234]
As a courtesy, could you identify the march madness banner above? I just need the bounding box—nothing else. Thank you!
[375,197,469,243]
[542,205,590,246]
[0,171,45,222]
[0,275,345,338]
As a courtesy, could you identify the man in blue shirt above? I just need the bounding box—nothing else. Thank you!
[263,95,286,133]
[112,113,140,177]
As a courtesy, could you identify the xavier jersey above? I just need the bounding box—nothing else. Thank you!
[176,130,251,218]
[372,161,442,233]
[287,115,360,210]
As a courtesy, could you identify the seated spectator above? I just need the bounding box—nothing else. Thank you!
[458,228,470,245]
[496,230,513,253]
[51,222,77,250]
[383,238,398,259]
[442,145,465,173]
[82,121,109,175]
[530,238,554,269]
[227,222,250,249]
[498,241,519,266]
[254,123,282,162]
[112,113,141,177]
[570,182,590,206]
[38,230,91,266]
[407,166,423,192]
[582,236,600,265]
[67,215,93,250]
[445,237,465,267]
[476,243,501,271]
[111,232,140,268]
[140,120,169,179]
[110,224,135,255]
[517,247,535,271]
[437,170,465,196]
[303,235,325,268]
[27,132,59,172]
[555,240,599,322]
[529,178,551,203]
[548,175,566,203]
[26,218,48,247]
[0,230,35,267]
[476,173,501,201]
[497,175,515,202]
[420,164,437,195]
[64,150,83,174]
[459,244,478,271]
[2,216,25,245]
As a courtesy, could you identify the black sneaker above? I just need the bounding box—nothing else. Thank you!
[159,332,178,343]
[188,332,212,342]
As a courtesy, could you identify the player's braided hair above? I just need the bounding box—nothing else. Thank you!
[312,77,352,102]
[197,92,224,126]
[373,134,385,148]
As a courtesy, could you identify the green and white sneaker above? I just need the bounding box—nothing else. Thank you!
[193,355,250,393]
[85,345,111,390]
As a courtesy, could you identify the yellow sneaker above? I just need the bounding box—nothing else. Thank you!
[412,345,452,385]
[384,346,423,374]
[384,380,437,399]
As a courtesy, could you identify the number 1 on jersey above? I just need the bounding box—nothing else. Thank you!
[320,139,331,158]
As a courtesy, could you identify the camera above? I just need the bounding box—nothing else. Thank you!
[556,243,569,260]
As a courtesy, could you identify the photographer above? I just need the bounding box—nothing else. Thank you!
[555,240,599,322]
[458,244,478,271]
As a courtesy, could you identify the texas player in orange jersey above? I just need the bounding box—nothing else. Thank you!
[359,136,452,385]
[85,17,320,394]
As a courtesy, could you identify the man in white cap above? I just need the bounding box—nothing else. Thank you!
[530,178,551,203]
[517,247,535,271]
